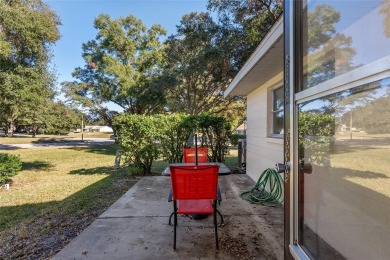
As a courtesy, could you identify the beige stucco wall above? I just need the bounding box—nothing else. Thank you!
[245,72,283,182]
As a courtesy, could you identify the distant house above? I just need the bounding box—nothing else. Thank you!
[235,123,246,135]
[83,126,113,133]
[98,126,113,133]
[339,124,347,132]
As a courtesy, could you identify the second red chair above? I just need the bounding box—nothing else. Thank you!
[183,147,208,163]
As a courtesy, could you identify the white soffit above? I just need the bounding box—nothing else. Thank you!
[224,18,284,97]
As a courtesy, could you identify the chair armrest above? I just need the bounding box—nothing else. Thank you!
[168,186,172,202]
[217,185,222,203]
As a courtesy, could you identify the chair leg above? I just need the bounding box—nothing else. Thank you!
[169,212,174,226]
[173,201,177,250]
[213,200,219,249]
[216,209,224,225]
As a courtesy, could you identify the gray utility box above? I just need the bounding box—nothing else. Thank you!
[238,139,246,170]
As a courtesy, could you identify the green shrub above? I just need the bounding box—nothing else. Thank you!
[158,113,232,163]
[299,112,335,167]
[113,114,162,174]
[58,130,69,135]
[156,114,197,163]
[198,114,232,162]
[0,153,22,184]
[230,134,246,146]
[113,113,233,173]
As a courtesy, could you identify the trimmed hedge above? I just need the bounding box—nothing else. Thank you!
[157,114,197,164]
[113,113,232,174]
[230,134,246,146]
[0,153,22,184]
[113,114,162,174]
[198,114,232,162]
[58,130,70,135]
[299,112,335,167]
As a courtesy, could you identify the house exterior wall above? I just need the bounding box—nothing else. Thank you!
[245,73,283,182]
[225,1,390,257]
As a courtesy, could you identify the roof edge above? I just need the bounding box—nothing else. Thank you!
[224,17,284,97]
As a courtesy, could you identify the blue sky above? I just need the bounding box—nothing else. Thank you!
[47,0,208,90]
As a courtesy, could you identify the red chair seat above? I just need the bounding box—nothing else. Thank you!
[177,199,214,215]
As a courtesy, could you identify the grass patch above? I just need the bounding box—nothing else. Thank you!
[224,146,239,168]
[0,144,239,258]
[331,139,390,198]
[0,145,138,259]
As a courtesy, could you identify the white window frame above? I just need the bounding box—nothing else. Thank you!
[269,85,284,138]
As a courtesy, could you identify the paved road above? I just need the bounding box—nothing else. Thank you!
[0,138,115,149]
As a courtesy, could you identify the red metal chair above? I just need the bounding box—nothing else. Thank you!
[180,147,222,206]
[183,147,208,163]
[169,164,221,250]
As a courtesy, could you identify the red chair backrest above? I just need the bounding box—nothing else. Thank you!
[183,148,208,163]
[169,164,219,200]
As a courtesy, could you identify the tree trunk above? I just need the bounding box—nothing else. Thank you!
[112,129,119,144]
[31,123,39,138]
[6,120,15,137]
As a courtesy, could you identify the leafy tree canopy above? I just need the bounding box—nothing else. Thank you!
[207,0,282,69]
[304,4,356,88]
[0,0,60,67]
[64,14,168,123]
[164,12,243,117]
[0,0,60,136]
[19,100,82,136]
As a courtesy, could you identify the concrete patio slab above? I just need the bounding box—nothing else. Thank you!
[54,174,283,260]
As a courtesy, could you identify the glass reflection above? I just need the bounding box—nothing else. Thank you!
[272,87,284,135]
[298,78,390,259]
[302,0,390,89]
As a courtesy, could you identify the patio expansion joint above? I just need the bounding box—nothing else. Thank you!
[223,212,284,216]
[98,215,171,219]
[96,213,283,221]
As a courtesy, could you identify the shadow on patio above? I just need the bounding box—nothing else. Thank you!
[53,174,284,260]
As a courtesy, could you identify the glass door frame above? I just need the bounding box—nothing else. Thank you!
[284,0,390,259]
[284,0,318,258]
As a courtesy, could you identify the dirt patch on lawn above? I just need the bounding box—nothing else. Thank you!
[0,178,139,259]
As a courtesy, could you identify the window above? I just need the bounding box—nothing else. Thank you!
[271,86,284,136]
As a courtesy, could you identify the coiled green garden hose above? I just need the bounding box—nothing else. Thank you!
[240,168,284,207]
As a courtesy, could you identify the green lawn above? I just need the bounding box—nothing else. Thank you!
[0,145,137,259]
[224,146,239,168]
[0,144,238,258]
[331,137,390,198]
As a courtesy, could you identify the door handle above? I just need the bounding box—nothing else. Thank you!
[275,162,290,173]
[300,162,312,174]
[275,162,312,174]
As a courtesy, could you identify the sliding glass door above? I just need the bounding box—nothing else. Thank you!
[285,1,390,259]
